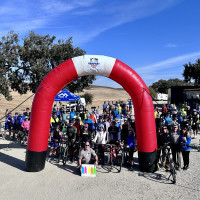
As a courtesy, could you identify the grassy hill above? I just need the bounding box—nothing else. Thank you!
[0,86,130,120]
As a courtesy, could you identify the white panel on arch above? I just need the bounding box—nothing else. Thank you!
[72,55,116,77]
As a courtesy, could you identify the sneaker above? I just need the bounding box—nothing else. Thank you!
[183,166,188,170]
[185,166,189,170]
[129,166,134,171]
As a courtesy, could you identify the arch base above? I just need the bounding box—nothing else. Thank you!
[138,151,158,172]
[25,150,47,172]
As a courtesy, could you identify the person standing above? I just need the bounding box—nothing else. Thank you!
[190,109,199,138]
[67,119,77,162]
[180,127,191,170]
[170,125,181,170]
[94,124,107,164]
[161,126,171,168]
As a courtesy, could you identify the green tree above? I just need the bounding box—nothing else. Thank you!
[183,59,200,86]
[0,31,20,100]
[148,86,156,99]
[80,92,93,105]
[151,78,192,93]
[0,31,95,99]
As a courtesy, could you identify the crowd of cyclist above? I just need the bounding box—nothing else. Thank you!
[2,100,199,172]
[2,108,31,142]
[49,100,136,170]
[155,103,200,171]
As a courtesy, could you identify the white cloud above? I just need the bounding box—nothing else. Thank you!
[93,51,200,87]
[135,51,200,85]
[0,0,181,44]
[165,43,177,48]
[136,51,200,72]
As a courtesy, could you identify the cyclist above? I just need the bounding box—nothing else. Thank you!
[48,125,62,160]
[84,114,94,131]
[80,124,92,143]
[121,118,129,145]
[161,126,171,169]
[108,120,120,144]
[102,101,107,113]
[78,141,98,172]
[94,124,107,164]
[190,109,199,138]
[180,127,191,170]
[50,112,59,133]
[156,127,163,164]
[21,116,30,133]
[61,109,68,123]
[4,111,14,139]
[164,113,172,131]
[96,116,105,131]
[170,125,181,170]
[73,117,81,142]
[12,112,20,140]
[108,120,121,160]
[126,129,136,170]
[67,119,77,162]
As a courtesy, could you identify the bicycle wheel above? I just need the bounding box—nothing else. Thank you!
[62,147,69,165]
[170,162,176,184]
[56,147,61,163]
[117,155,123,173]
[106,152,112,172]
[19,132,24,145]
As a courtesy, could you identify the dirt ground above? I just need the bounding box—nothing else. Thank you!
[0,86,199,200]
[0,133,200,200]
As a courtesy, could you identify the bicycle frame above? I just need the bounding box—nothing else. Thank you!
[106,144,122,172]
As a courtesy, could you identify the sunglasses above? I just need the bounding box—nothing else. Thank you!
[85,145,90,146]
[163,128,167,129]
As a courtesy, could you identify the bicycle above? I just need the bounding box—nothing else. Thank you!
[17,128,29,145]
[62,139,69,165]
[105,143,123,173]
[123,144,137,168]
[94,143,106,165]
[159,143,176,184]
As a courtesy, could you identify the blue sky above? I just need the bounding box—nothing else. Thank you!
[1,0,200,88]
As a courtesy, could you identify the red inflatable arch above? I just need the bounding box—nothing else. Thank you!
[25,55,157,172]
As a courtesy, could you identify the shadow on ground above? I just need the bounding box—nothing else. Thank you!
[52,161,81,176]
[0,151,26,171]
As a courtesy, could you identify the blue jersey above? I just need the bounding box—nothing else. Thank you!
[17,115,25,125]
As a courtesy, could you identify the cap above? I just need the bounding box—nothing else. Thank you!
[25,116,29,119]
[193,109,197,112]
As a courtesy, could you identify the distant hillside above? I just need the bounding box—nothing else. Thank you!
[0,85,130,119]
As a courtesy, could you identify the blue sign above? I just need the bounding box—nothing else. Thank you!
[54,89,80,101]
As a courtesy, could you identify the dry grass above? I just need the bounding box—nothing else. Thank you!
[0,86,130,119]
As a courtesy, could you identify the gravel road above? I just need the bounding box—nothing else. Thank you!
[0,134,199,200]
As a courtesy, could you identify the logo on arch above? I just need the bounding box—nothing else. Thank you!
[88,58,100,68]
